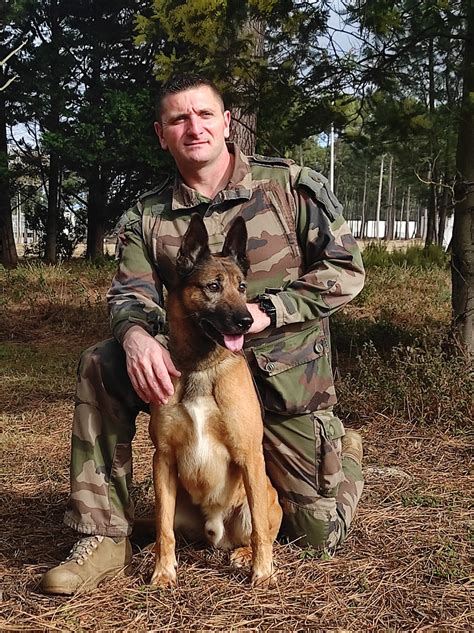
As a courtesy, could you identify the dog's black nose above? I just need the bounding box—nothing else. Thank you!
[236,315,253,332]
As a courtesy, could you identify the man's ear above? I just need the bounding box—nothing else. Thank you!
[176,214,210,278]
[223,110,231,139]
[221,216,250,275]
[154,121,167,150]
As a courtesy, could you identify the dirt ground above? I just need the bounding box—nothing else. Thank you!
[0,260,472,631]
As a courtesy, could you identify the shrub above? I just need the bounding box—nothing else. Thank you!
[338,340,472,432]
[362,242,449,269]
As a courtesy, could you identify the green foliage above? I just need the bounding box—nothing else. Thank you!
[137,0,341,150]
[401,491,443,508]
[427,540,470,582]
[333,262,470,433]
[340,340,472,432]
[362,243,449,269]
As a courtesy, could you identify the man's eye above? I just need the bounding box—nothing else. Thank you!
[207,282,220,292]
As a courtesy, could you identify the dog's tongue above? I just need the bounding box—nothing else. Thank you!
[223,334,244,352]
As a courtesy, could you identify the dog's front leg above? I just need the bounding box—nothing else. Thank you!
[242,450,276,588]
[151,448,178,587]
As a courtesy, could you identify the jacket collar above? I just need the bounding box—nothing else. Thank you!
[171,143,252,211]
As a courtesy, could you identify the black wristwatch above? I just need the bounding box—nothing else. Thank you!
[257,294,277,327]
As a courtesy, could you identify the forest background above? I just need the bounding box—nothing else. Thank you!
[1,0,473,349]
[1,2,473,629]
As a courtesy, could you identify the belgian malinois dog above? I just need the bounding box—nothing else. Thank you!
[149,214,282,588]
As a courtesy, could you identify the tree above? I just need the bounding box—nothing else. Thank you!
[12,0,78,264]
[0,2,26,267]
[137,1,341,154]
[452,1,474,354]
[341,0,463,246]
[337,0,471,351]
[64,0,167,259]
[6,0,168,261]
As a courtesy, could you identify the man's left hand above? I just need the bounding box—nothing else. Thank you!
[246,303,271,334]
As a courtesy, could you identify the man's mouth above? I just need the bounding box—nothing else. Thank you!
[200,319,245,352]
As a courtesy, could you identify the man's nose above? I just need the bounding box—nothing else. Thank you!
[187,115,203,136]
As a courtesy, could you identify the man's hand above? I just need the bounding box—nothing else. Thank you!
[246,303,271,334]
[122,326,181,405]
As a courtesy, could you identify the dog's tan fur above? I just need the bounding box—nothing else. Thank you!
[149,215,282,587]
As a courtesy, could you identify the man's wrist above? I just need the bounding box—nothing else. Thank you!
[256,294,277,327]
[122,324,150,347]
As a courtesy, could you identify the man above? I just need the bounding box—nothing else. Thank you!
[40,74,365,595]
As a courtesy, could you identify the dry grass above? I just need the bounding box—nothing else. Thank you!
[1,259,472,631]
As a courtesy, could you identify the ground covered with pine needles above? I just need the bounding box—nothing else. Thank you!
[1,248,472,631]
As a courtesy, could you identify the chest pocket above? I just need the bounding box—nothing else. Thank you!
[240,185,302,298]
[144,185,303,300]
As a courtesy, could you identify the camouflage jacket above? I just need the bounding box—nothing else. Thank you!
[107,143,365,416]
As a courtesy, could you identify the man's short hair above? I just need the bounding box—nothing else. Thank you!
[156,73,225,121]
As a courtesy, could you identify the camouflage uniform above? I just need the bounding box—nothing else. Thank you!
[64,143,365,550]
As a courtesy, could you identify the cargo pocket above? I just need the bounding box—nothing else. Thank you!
[315,413,345,498]
[249,326,335,415]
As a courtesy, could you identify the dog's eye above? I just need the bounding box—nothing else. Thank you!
[238,282,247,293]
[206,282,220,292]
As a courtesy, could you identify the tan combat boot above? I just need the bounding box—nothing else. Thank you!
[341,430,363,466]
[40,535,132,595]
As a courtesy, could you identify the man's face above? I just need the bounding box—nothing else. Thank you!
[155,86,231,169]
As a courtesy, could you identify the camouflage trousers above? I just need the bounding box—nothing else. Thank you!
[64,338,364,551]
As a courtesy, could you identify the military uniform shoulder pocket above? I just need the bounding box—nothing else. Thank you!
[138,176,172,202]
[296,167,343,221]
[249,154,294,169]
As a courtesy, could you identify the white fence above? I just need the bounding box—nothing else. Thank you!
[348,215,453,249]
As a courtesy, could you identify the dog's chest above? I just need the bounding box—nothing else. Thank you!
[172,393,232,505]
[182,395,219,464]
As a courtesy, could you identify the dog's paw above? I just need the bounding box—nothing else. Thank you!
[230,546,253,569]
[150,564,177,588]
[250,565,277,589]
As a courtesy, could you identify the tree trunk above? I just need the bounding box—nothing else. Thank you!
[0,86,18,267]
[375,154,384,239]
[230,107,257,155]
[415,203,422,238]
[452,1,474,354]
[425,163,437,246]
[399,192,405,239]
[405,186,411,239]
[44,148,60,263]
[384,154,394,240]
[425,37,438,248]
[437,176,449,248]
[43,0,62,264]
[86,169,105,259]
[229,16,265,155]
[360,164,368,239]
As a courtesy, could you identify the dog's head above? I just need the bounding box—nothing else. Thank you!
[164,214,253,352]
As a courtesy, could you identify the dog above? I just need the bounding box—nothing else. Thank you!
[149,213,282,588]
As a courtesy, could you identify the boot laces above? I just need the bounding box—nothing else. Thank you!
[63,535,104,566]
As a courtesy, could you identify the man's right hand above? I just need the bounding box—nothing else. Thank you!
[122,326,181,406]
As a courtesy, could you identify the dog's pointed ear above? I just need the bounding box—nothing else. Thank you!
[221,216,250,275]
[176,213,210,278]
